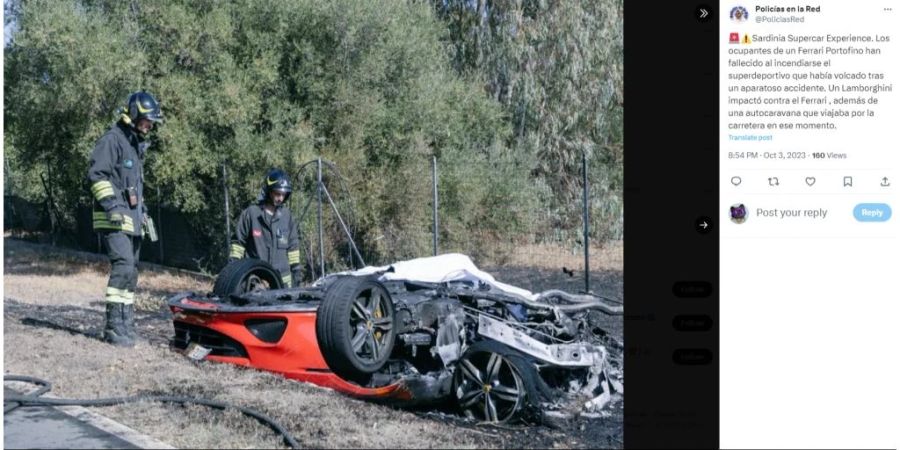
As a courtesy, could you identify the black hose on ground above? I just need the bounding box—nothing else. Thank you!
[4,375,51,413]
[3,375,301,449]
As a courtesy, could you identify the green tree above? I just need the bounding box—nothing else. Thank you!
[4,0,150,233]
[434,0,624,240]
[5,0,538,269]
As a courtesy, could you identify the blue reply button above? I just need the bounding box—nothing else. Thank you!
[853,203,891,222]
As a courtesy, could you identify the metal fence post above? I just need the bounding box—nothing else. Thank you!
[432,155,439,256]
[45,159,56,246]
[317,157,325,278]
[223,163,231,257]
[157,185,164,264]
[583,151,590,293]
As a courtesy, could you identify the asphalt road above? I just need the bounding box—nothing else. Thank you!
[4,387,171,449]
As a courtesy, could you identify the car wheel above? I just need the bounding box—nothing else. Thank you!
[316,276,396,384]
[213,259,284,297]
[454,341,542,423]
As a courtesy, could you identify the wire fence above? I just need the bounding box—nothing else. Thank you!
[226,154,623,289]
[4,153,623,285]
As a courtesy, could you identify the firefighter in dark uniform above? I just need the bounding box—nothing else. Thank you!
[230,169,302,288]
[87,91,162,347]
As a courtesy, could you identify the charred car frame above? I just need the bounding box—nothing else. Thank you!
[169,254,623,423]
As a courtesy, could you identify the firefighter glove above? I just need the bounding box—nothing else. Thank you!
[108,211,125,225]
[143,215,159,242]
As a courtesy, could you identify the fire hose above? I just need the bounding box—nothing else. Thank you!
[4,375,301,449]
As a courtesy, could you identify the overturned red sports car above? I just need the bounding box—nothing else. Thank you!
[169,254,623,423]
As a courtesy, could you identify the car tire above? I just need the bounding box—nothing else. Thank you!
[316,276,396,384]
[453,340,544,424]
[213,259,284,297]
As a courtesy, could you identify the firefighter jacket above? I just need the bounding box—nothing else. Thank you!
[231,204,302,287]
[87,122,147,236]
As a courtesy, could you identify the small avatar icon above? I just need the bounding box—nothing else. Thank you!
[730,6,749,22]
[730,203,747,224]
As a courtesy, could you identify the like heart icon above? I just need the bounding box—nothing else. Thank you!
[805,177,816,186]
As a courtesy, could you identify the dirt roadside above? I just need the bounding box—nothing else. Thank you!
[3,237,623,449]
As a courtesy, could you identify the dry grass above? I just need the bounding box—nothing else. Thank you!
[3,319,492,449]
[3,236,212,311]
[506,241,622,272]
[466,241,623,273]
[3,237,498,448]
[3,236,622,449]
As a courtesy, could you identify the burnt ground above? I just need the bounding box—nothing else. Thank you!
[3,237,623,448]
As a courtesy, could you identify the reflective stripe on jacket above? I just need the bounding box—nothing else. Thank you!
[232,204,301,282]
[87,122,146,236]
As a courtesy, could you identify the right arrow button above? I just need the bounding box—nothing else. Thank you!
[695,216,713,234]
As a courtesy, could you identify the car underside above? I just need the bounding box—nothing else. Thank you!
[169,254,623,423]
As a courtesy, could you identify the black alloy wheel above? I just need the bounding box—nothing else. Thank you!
[316,276,396,383]
[454,344,531,423]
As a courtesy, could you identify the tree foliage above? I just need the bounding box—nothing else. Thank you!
[5,0,623,270]
[435,0,624,239]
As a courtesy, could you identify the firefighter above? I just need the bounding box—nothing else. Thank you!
[87,91,162,347]
[229,168,303,288]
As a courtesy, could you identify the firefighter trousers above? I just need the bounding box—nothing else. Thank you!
[102,231,142,304]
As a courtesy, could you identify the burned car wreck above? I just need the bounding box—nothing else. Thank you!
[169,253,623,423]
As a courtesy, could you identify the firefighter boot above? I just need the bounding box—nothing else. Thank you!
[122,303,140,342]
[102,303,135,347]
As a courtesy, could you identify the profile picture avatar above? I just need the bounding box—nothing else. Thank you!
[730,6,749,22]
[730,203,748,224]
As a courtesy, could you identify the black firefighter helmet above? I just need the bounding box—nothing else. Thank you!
[261,168,292,204]
[122,91,163,126]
